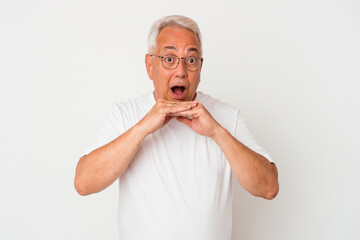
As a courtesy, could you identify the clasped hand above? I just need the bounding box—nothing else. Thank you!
[138,98,222,138]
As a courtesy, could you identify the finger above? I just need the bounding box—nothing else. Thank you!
[170,101,198,108]
[167,103,198,114]
[160,99,198,106]
[168,108,198,117]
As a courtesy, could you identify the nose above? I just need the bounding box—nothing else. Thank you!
[174,58,187,79]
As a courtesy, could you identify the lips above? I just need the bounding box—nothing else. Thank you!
[170,86,187,99]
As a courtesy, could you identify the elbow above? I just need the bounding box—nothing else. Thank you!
[263,162,279,200]
[263,181,279,200]
[74,155,91,196]
[74,177,90,196]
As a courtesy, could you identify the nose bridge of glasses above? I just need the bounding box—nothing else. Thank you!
[178,57,187,68]
[170,56,186,72]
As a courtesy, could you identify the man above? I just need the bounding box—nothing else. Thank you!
[75,15,279,240]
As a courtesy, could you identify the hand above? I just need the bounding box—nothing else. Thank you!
[138,98,198,135]
[171,103,223,138]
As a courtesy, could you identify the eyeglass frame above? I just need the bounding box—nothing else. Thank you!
[148,54,203,71]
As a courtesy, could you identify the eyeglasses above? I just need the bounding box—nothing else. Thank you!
[149,54,203,71]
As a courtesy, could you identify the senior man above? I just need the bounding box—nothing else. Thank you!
[75,15,279,240]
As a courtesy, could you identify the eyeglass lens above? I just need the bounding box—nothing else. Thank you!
[162,55,201,70]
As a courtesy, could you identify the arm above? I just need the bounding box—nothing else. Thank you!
[74,99,198,196]
[212,127,279,199]
[174,104,279,200]
[74,123,147,196]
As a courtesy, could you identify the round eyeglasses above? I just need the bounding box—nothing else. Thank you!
[149,54,203,71]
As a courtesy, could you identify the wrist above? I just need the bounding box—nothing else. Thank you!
[133,121,151,140]
[211,125,228,143]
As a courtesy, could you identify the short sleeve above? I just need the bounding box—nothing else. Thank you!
[81,104,125,157]
[234,110,274,162]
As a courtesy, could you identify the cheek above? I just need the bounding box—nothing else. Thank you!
[153,72,172,93]
[190,73,201,88]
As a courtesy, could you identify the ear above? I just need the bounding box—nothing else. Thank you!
[145,54,153,80]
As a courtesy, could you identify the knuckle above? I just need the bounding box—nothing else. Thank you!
[157,101,165,108]
[156,99,164,105]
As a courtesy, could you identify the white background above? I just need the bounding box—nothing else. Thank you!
[1,0,359,239]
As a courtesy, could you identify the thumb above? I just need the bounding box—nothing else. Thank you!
[163,116,175,126]
[176,116,192,127]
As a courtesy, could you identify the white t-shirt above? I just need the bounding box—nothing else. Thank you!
[82,91,272,240]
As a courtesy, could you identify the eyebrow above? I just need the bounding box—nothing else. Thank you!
[162,46,200,54]
[187,47,199,54]
[163,46,176,51]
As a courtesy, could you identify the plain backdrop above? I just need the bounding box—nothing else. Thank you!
[1,0,359,239]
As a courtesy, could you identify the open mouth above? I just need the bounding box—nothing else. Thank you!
[171,86,187,99]
[171,86,185,95]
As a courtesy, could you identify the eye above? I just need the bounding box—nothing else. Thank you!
[187,57,197,64]
[164,56,174,63]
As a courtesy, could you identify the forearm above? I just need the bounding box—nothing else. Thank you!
[74,99,198,196]
[74,123,148,196]
[212,127,279,199]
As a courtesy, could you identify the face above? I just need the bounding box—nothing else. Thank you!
[145,27,202,102]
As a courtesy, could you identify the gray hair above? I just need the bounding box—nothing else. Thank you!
[147,15,202,55]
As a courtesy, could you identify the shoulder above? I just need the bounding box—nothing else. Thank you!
[103,92,154,130]
[112,92,155,115]
[196,91,238,115]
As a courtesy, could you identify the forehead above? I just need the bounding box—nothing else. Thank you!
[155,27,201,55]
